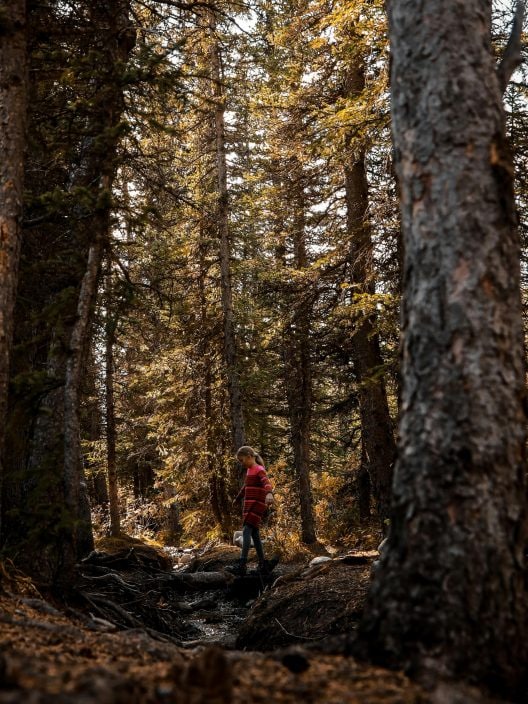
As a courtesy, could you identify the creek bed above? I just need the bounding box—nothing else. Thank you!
[182,588,251,648]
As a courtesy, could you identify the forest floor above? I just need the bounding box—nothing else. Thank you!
[0,539,510,703]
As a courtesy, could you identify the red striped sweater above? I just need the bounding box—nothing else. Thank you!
[236,464,273,528]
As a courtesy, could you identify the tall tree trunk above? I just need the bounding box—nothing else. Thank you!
[62,2,135,567]
[360,0,528,692]
[82,348,108,505]
[63,231,104,568]
[208,10,246,469]
[0,0,27,540]
[283,159,317,545]
[2,0,135,586]
[198,224,231,536]
[344,62,396,523]
[105,265,120,537]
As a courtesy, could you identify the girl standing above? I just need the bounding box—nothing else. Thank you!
[230,446,274,576]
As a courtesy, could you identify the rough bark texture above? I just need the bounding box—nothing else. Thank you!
[344,60,396,524]
[63,233,104,562]
[284,159,317,545]
[360,0,528,692]
[2,0,135,586]
[0,0,27,539]
[60,0,135,581]
[83,352,109,505]
[105,272,120,537]
[209,11,246,469]
[198,226,231,536]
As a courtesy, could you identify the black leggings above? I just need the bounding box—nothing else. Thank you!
[241,523,265,562]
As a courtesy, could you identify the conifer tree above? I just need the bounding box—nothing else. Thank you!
[2,0,136,584]
[0,0,27,539]
[360,0,528,691]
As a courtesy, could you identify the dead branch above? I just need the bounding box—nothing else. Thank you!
[80,592,143,629]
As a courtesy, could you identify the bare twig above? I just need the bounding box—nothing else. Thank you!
[273,617,321,641]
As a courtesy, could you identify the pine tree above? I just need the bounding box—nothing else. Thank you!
[0,0,27,540]
[2,0,136,585]
[360,0,528,691]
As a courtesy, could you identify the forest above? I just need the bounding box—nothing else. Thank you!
[1,0,528,702]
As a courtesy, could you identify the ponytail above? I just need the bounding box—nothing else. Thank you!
[236,445,265,467]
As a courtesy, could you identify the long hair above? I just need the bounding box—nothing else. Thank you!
[236,445,264,467]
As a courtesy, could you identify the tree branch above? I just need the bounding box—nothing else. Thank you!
[497,0,526,94]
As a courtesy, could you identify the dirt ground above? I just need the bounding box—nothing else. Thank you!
[0,545,511,703]
[236,559,372,651]
[0,590,427,703]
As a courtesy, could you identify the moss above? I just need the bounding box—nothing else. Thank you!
[96,534,150,552]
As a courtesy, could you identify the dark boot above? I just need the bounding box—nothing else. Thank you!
[258,560,269,576]
[227,558,247,576]
[258,556,279,576]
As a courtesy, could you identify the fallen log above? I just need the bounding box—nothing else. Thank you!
[145,571,235,593]
[145,566,280,600]
[177,571,234,589]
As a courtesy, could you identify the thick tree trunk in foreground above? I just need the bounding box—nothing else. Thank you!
[360,0,528,692]
[344,60,396,524]
[0,0,27,539]
[2,1,135,586]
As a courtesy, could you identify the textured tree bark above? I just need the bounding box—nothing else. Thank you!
[0,0,27,540]
[62,0,135,578]
[360,0,528,692]
[209,10,246,469]
[83,350,109,505]
[264,38,316,543]
[283,160,317,545]
[198,223,232,536]
[344,61,396,523]
[2,0,135,586]
[104,268,120,537]
[356,465,371,522]
[92,471,109,505]
[63,232,104,564]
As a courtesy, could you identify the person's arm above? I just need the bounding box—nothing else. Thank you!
[258,469,274,505]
